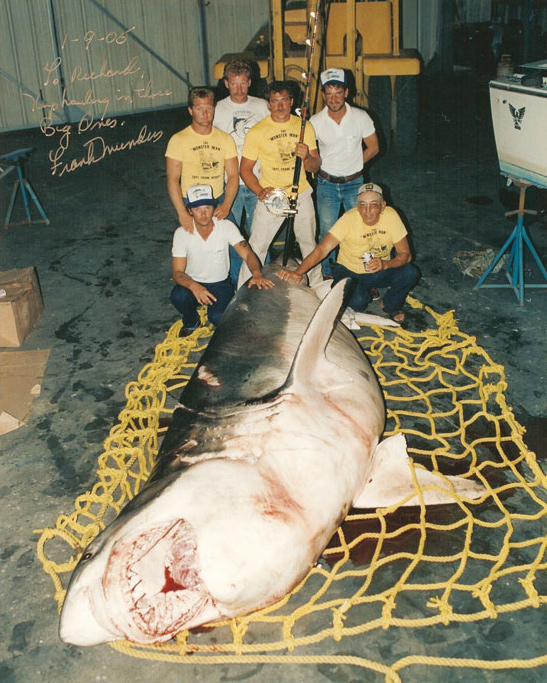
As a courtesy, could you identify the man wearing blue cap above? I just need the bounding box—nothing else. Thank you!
[310,68,379,278]
[170,184,274,336]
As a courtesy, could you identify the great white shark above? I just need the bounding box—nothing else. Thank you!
[59,266,485,646]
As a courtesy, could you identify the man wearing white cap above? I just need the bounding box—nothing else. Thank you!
[279,183,419,324]
[310,68,379,278]
[170,184,274,336]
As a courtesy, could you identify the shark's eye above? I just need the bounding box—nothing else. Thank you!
[82,552,93,561]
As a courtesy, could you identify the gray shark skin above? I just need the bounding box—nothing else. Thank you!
[59,265,485,646]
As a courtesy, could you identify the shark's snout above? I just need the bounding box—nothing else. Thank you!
[59,585,117,646]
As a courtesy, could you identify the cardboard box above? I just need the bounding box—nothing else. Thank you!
[0,348,50,434]
[0,267,44,347]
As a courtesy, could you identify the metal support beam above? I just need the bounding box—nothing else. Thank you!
[198,0,211,84]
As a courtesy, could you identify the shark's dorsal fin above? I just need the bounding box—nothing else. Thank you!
[287,278,353,389]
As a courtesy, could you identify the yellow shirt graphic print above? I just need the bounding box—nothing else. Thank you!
[276,138,296,168]
[330,207,408,274]
[242,115,318,194]
[165,126,237,198]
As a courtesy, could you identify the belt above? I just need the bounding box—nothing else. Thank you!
[317,169,363,184]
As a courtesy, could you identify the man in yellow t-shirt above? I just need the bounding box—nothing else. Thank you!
[165,87,238,234]
[237,81,322,287]
[279,183,419,324]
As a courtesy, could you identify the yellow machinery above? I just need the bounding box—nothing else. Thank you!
[213,0,421,153]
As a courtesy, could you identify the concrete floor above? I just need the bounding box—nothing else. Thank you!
[1,72,546,682]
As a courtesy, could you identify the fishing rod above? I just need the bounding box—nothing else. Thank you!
[281,0,322,266]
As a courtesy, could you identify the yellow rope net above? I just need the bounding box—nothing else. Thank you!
[36,297,547,681]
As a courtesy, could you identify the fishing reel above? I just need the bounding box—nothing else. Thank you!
[263,188,298,217]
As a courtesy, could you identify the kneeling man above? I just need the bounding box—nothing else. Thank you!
[170,184,274,335]
[279,183,419,323]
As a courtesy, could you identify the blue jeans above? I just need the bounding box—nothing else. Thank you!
[332,262,420,316]
[170,278,234,329]
[231,184,258,237]
[229,185,258,283]
[316,175,363,276]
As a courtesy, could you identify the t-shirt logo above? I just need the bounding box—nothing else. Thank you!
[277,139,295,165]
[231,116,254,140]
[200,150,220,173]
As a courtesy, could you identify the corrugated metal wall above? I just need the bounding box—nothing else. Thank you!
[456,0,547,29]
[49,0,202,121]
[456,0,491,23]
[0,0,269,132]
[1,0,56,130]
[6,0,505,133]
[205,0,270,79]
[402,0,440,67]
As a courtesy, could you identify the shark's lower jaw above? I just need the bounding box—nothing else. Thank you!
[104,519,213,643]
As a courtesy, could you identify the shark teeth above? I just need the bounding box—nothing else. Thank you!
[104,520,212,641]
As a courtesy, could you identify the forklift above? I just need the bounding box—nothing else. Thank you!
[213,0,421,154]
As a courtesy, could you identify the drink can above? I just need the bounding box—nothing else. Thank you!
[361,252,374,270]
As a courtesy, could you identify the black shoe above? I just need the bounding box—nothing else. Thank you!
[179,326,197,338]
[370,287,380,301]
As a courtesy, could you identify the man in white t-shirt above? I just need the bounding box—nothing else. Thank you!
[213,59,269,237]
[310,68,379,278]
[170,184,274,336]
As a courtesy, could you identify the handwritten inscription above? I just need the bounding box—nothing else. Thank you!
[28,25,170,177]
[49,125,163,177]
[61,26,136,51]
[70,56,141,83]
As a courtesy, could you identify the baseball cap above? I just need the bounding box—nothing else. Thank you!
[358,183,383,198]
[187,184,215,208]
[320,68,346,88]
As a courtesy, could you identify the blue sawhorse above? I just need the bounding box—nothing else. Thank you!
[1,147,50,229]
[475,180,547,305]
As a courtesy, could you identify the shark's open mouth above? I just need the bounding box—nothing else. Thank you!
[103,520,212,642]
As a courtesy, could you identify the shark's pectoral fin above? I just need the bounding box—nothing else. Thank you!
[352,433,486,509]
